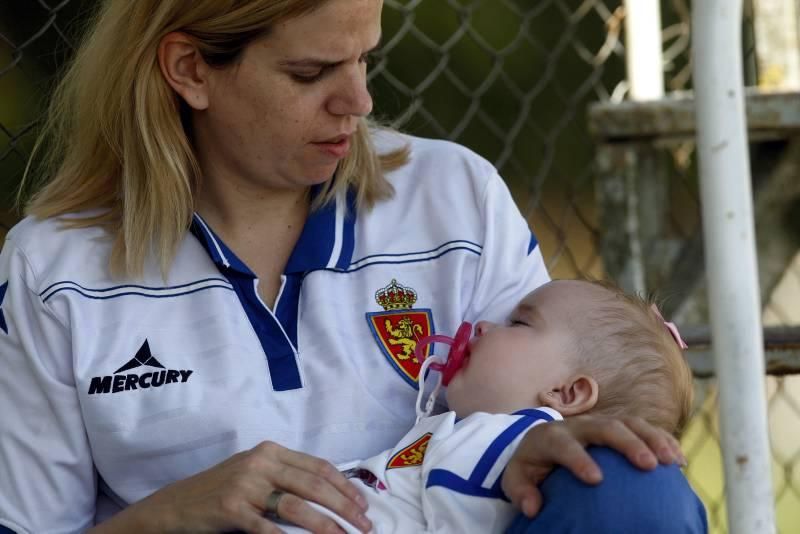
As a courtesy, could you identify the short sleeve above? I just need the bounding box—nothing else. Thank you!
[0,238,96,533]
[421,409,560,533]
[465,174,550,324]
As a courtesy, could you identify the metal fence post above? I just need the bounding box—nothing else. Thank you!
[624,0,664,100]
[692,1,776,532]
[608,0,667,296]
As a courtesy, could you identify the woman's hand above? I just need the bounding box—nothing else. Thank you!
[501,415,686,518]
[89,441,373,534]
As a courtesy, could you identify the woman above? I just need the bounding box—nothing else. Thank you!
[0,1,695,533]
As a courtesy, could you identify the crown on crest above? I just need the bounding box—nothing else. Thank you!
[375,279,417,311]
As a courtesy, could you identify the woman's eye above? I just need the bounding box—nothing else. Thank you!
[291,71,325,84]
[292,53,373,84]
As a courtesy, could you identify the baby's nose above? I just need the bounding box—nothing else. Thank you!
[474,320,495,336]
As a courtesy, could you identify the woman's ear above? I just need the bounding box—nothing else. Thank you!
[158,32,211,110]
[538,375,598,416]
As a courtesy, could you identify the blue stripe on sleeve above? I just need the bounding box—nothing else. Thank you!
[511,408,555,421]
[426,468,502,499]
[426,412,553,498]
[468,414,546,486]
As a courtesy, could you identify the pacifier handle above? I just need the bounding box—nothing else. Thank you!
[414,321,472,386]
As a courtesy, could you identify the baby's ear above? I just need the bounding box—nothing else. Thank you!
[538,375,598,416]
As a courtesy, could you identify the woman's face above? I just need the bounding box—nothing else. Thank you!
[194,0,382,193]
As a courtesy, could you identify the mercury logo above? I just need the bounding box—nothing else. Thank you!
[88,339,193,395]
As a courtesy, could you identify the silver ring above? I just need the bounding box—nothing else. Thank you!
[264,489,286,517]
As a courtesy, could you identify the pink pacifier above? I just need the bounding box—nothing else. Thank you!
[414,321,473,386]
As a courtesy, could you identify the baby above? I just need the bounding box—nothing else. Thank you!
[281,279,694,533]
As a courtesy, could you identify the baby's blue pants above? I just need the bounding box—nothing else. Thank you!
[506,446,708,534]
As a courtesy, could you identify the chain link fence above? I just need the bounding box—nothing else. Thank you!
[1,1,798,532]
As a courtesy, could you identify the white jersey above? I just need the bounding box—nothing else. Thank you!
[0,132,549,533]
[281,408,562,534]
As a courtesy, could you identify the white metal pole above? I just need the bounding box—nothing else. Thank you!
[692,1,776,533]
[624,0,665,100]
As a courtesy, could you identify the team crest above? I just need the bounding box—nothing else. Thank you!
[366,279,434,388]
[387,433,432,469]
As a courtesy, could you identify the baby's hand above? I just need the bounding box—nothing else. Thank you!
[501,415,685,517]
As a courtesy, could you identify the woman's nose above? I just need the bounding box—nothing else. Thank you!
[474,321,496,337]
[328,66,373,118]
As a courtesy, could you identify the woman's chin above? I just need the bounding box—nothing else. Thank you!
[302,160,342,184]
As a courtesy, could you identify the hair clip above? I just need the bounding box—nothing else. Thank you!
[650,304,689,350]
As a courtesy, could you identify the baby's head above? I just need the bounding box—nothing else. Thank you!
[445,280,693,436]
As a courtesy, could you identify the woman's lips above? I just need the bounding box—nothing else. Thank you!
[313,135,352,158]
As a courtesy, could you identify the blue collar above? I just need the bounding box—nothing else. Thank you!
[190,187,357,276]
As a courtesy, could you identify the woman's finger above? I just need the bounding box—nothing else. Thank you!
[234,442,370,532]
[268,465,372,533]
[240,512,285,534]
[276,447,368,512]
[668,430,688,466]
[224,497,285,534]
[270,492,345,534]
[501,422,602,512]
[621,416,683,465]
[536,422,605,483]
[500,462,544,518]
[567,417,658,470]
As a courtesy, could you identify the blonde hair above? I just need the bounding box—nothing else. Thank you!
[21,0,407,277]
[572,282,694,437]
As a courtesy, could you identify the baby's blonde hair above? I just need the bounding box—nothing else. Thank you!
[571,281,694,437]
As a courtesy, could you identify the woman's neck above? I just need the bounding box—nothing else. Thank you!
[194,178,311,242]
[195,179,312,308]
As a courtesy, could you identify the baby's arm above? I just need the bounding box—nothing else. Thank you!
[421,408,561,533]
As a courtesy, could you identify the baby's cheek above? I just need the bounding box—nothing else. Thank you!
[446,377,466,406]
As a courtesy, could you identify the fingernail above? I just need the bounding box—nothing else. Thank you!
[358,514,372,531]
[522,497,536,517]
[582,466,602,482]
[679,454,688,467]
[356,494,368,510]
[637,452,656,466]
